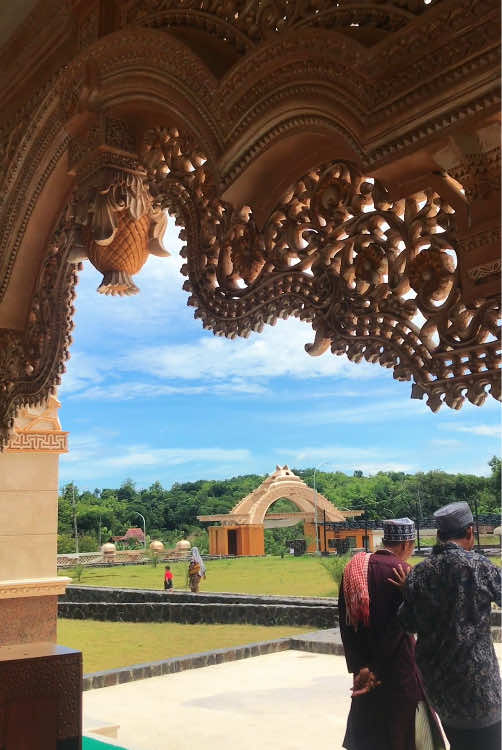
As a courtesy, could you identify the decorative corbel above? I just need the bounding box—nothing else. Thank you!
[68,115,169,295]
[432,123,501,303]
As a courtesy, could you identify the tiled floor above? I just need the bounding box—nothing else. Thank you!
[84,643,502,750]
[84,650,353,750]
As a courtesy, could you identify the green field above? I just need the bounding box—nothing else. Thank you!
[58,619,311,673]
[418,534,497,547]
[61,556,339,597]
[60,550,501,597]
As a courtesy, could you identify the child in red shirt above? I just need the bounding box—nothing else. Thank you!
[164,565,173,592]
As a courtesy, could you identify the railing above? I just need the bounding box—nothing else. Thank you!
[324,514,501,530]
[56,552,266,568]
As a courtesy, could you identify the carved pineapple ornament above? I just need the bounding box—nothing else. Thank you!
[82,199,169,296]
[87,212,151,295]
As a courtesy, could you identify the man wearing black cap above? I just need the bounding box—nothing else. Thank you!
[339,518,445,749]
[396,501,501,750]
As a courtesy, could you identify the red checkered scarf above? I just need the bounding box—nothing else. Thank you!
[342,551,371,630]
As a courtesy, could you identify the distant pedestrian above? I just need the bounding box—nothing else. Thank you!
[164,565,173,592]
[188,546,206,593]
[396,501,501,750]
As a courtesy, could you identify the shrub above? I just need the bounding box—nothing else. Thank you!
[57,533,76,554]
[72,563,85,583]
[320,555,351,594]
[144,548,160,568]
[79,534,99,553]
[188,528,209,555]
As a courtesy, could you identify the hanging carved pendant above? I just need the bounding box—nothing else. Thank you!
[87,212,152,296]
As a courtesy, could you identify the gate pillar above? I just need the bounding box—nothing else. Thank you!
[0,395,81,748]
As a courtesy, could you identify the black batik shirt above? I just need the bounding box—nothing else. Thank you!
[398,542,501,729]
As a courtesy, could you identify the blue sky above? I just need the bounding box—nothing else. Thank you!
[59,221,500,490]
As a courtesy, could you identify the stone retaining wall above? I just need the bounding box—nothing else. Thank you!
[59,600,337,628]
[59,586,501,629]
[82,638,290,691]
[63,586,336,608]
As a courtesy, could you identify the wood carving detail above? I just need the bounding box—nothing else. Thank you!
[142,127,501,413]
[126,0,444,46]
[68,117,170,295]
[0,0,500,446]
[468,260,501,283]
[0,214,78,448]
[5,394,68,453]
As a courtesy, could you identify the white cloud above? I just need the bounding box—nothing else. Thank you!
[271,397,428,426]
[60,433,252,481]
[59,351,108,395]
[442,424,500,437]
[124,317,383,383]
[279,444,383,463]
[430,438,463,448]
[61,430,119,465]
[437,461,492,477]
[278,445,415,474]
[100,446,251,470]
[74,378,267,401]
[61,306,387,403]
[348,461,416,474]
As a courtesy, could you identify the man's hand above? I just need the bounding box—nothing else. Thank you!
[388,564,409,590]
[351,667,381,697]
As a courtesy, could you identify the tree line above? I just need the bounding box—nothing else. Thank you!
[58,456,501,554]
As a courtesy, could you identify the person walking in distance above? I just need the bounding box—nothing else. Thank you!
[188,546,206,593]
[395,501,501,750]
[339,518,445,750]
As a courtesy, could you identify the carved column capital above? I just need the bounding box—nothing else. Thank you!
[433,123,501,303]
[433,123,501,204]
[5,394,68,454]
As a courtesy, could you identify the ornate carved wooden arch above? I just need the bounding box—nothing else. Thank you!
[0,114,500,447]
[0,2,500,448]
[198,465,347,526]
[141,127,501,412]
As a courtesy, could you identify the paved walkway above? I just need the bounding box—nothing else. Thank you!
[84,650,353,750]
[84,642,501,749]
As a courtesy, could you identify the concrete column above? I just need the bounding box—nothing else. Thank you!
[0,396,81,748]
[208,526,218,556]
[0,395,70,642]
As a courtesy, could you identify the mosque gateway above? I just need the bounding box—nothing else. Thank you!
[0,0,500,745]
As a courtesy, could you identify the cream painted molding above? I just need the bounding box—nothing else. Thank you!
[6,431,69,453]
[0,576,71,599]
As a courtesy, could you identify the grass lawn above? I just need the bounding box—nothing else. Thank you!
[60,551,501,596]
[58,619,312,673]
[61,556,339,597]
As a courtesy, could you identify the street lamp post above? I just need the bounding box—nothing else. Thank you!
[132,512,147,549]
[71,483,79,556]
[416,483,423,552]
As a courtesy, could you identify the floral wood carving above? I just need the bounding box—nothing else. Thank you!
[126,0,444,48]
[142,127,501,413]
[0,212,78,448]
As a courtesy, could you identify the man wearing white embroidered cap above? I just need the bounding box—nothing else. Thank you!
[395,501,501,750]
[339,517,445,749]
